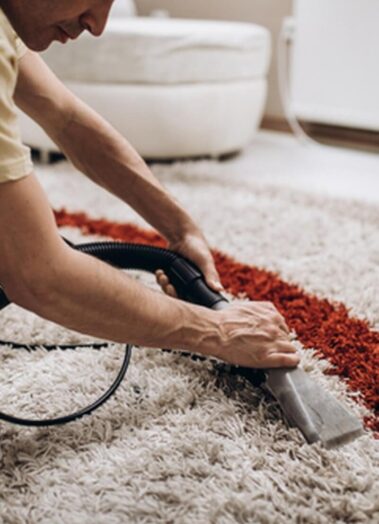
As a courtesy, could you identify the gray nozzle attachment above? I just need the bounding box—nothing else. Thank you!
[265,368,364,447]
[212,300,364,448]
[265,368,320,444]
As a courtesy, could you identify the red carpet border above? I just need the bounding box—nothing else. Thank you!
[54,209,379,434]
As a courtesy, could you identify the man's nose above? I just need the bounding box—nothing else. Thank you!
[80,0,113,37]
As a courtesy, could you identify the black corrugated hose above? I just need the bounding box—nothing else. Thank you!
[0,241,264,427]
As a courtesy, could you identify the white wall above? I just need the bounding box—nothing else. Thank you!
[291,0,379,131]
[135,0,293,119]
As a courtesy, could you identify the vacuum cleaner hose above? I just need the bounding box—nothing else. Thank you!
[0,241,228,427]
[2,241,359,448]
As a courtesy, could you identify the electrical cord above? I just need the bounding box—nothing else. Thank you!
[277,18,320,147]
[0,342,132,427]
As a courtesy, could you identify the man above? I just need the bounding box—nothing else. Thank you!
[0,0,299,369]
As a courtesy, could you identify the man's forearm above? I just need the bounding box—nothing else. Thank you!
[11,244,220,353]
[15,51,198,243]
[52,97,196,243]
[1,176,298,370]
[0,175,220,355]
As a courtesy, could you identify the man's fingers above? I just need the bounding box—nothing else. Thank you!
[278,318,290,335]
[265,352,300,368]
[274,341,298,354]
[201,262,223,292]
[165,284,177,298]
[156,270,169,286]
[156,265,223,297]
[155,270,178,298]
[267,308,290,335]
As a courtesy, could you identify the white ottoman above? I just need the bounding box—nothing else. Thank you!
[18,17,271,159]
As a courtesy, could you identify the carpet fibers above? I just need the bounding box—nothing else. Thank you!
[0,160,378,524]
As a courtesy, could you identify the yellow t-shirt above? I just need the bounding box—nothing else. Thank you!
[0,8,32,184]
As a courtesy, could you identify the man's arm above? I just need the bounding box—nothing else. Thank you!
[7,51,299,369]
[14,52,209,253]
[0,174,219,351]
[0,175,299,368]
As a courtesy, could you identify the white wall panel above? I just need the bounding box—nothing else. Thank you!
[291,0,379,131]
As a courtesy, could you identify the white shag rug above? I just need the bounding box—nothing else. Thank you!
[0,159,378,524]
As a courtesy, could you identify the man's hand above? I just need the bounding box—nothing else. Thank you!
[155,235,299,369]
[156,229,223,298]
[214,301,299,368]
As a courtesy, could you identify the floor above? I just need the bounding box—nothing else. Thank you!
[219,130,379,205]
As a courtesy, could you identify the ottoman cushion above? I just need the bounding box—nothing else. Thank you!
[42,17,270,85]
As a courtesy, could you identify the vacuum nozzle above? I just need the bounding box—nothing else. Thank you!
[265,368,364,448]
[210,301,364,449]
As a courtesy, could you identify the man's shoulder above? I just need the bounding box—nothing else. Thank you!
[0,9,33,185]
[0,8,26,61]
[0,9,15,57]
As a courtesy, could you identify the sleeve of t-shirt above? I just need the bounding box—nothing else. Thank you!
[15,33,27,60]
[0,34,32,184]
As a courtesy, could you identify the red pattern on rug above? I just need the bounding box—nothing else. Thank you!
[55,209,379,433]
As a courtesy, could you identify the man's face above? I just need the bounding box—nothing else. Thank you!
[4,0,114,51]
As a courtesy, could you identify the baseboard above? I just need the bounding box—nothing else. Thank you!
[261,116,379,153]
